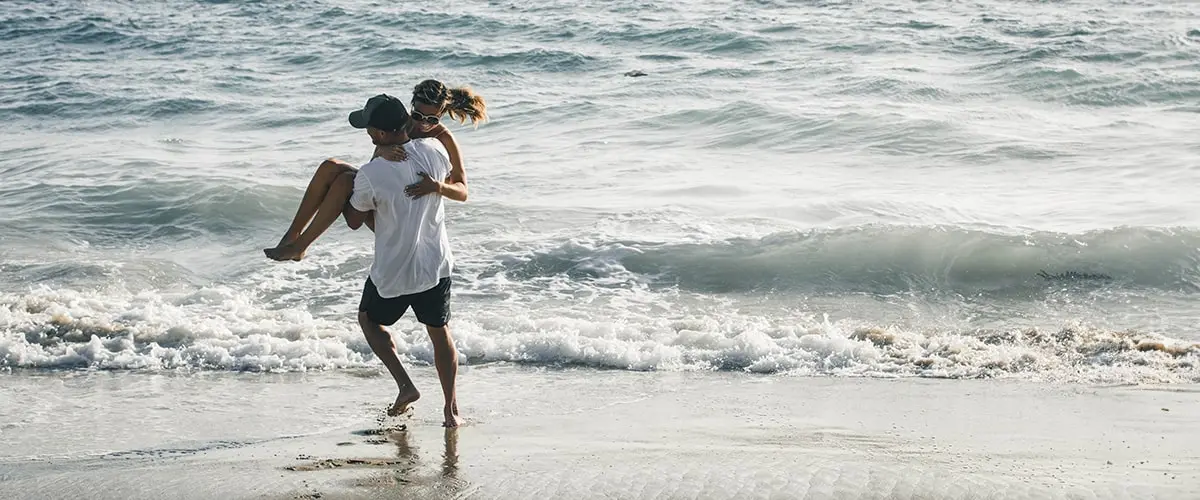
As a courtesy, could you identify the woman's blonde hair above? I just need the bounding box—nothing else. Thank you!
[412,79,488,126]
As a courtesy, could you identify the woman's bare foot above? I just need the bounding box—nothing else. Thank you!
[263,243,306,262]
[388,386,421,416]
[443,405,464,428]
[275,232,299,248]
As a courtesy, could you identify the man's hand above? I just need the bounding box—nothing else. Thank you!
[405,172,442,198]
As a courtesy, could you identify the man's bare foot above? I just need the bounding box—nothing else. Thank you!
[263,243,306,262]
[388,386,420,417]
[443,406,464,428]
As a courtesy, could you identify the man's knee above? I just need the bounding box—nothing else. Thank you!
[425,324,453,343]
[358,311,382,334]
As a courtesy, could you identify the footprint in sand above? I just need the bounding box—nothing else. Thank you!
[352,424,407,437]
[286,458,410,472]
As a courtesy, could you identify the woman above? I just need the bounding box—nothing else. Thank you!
[264,80,487,261]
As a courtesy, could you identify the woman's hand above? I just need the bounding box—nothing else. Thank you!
[373,144,408,162]
[405,172,442,198]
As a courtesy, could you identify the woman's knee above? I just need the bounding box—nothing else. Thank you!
[319,158,356,177]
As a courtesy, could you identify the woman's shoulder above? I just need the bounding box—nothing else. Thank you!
[411,124,450,139]
[410,136,451,158]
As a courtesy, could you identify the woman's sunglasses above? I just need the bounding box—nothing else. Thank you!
[411,109,440,125]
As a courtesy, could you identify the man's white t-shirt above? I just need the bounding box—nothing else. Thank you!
[349,137,454,298]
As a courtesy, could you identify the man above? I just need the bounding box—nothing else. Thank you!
[342,93,466,428]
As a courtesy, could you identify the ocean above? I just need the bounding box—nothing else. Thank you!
[2,0,1200,497]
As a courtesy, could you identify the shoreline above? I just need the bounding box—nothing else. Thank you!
[2,367,1197,499]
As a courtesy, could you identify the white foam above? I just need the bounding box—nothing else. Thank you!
[1,286,372,371]
[2,284,1197,384]
[413,305,1196,383]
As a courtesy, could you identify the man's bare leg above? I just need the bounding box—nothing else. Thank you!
[426,324,463,427]
[357,312,421,415]
[268,159,356,250]
[265,170,355,261]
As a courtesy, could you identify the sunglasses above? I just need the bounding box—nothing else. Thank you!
[410,109,441,125]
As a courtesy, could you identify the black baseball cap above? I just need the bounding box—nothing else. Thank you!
[348,94,410,131]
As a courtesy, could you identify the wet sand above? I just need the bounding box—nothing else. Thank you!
[1,366,1196,499]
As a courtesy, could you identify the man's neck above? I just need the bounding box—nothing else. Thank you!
[375,130,412,147]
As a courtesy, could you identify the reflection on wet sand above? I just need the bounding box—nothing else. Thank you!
[286,426,469,499]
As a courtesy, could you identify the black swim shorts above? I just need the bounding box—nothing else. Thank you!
[358,277,452,327]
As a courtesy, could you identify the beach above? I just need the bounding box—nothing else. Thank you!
[3,0,1200,497]
[3,366,1196,499]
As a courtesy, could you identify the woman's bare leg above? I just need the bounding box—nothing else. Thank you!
[265,159,356,260]
[272,158,357,247]
[265,171,356,261]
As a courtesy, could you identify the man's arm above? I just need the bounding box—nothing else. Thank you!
[343,202,370,230]
[345,169,375,230]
